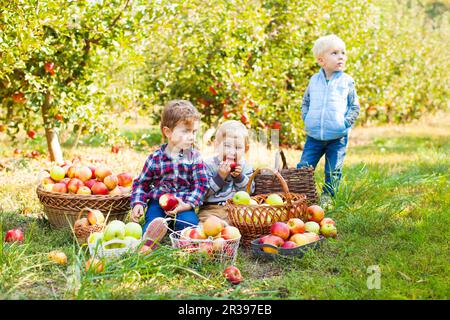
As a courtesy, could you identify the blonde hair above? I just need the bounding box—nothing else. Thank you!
[214,120,250,149]
[312,34,346,59]
[160,100,201,134]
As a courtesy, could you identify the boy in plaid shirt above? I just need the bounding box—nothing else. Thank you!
[130,100,208,233]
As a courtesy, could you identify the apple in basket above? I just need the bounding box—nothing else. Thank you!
[50,165,65,182]
[265,194,284,206]
[320,217,336,227]
[91,182,109,195]
[221,226,241,240]
[287,218,305,234]
[77,186,92,195]
[103,220,126,241]
[189,227,207,240]
[290,233,310,246]
[306,205,325,223]
[159,194,179,211]
[260,235,284,254]
[203,216,225,237]
[320,223,337,238]
[68,178,84,194]
[87,209,105,225]
[223,265,242,285]
[104,175,118,190]
[117,172,133,187]
[125,222,143,239]
[270,222,290,240]
[212,237,226,251]
[282,241,298,249]
[304,221,320,235]
[232,191,251,205]
[95,165,113,182]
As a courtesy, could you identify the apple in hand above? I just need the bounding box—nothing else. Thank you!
[304,221,320,234]
[159,194,179,211]
[270,222,290,240]
[103,220,126,241]
[125,222,143,240]
[229,161,237,172]
[223,265,242,285]
[232,191,251,205]
[307,205,325,223]
[287,218,305,234]
[4,229,24,242]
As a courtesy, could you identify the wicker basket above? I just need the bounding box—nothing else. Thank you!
[226,168,308,247]
[36,185,131,229]
[73,208,106,245]
[252,150,319,205]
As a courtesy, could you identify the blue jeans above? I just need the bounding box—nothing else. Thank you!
[297,135,348,197]
[143,199,199,233]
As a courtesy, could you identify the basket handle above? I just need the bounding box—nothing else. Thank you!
[246,167,292,204]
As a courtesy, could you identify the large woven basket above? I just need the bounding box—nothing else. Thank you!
[36,185,131,229]
[226,168,308,247]
[253,150,319,205]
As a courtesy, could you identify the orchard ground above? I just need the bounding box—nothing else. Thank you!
[0,111,449,299]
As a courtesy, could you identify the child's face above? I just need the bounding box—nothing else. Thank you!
[163,120,199,150]
[318,45,347,73]
[216,133,246,163]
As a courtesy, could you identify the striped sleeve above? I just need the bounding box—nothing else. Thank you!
[130,154,155,209]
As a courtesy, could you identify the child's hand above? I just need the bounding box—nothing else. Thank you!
[165,197,191,217]
[131,205,144,223]
[230,165,242,178]
[218,161,231,180]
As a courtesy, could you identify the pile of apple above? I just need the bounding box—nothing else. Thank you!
[178,216,241,257]
[232,190,285,206]
[257,205,337,254]
[39,160,134,196]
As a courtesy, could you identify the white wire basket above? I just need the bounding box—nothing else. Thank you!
[169,229,241,264]
[88,238,141,259]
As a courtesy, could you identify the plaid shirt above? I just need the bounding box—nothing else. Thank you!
[130,144,209,209]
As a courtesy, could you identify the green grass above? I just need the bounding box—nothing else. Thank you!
[0,113,449,300]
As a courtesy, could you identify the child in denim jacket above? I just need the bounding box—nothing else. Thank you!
[297,35,360,200]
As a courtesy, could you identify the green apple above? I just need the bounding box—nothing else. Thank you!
[125,222,142,240]
[232,191,251,205]
[104,220,126,241]
[265,194,284,206]
[50,166,65,182]
[88,232,104,246]
[305,221,320,234]
[104,242,126,249]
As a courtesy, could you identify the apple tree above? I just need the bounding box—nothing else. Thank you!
[0,0,134,162]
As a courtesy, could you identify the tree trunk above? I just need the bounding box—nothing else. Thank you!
[41,92,63,163]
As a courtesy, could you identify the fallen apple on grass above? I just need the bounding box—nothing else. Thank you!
[85,258,104,273]
[48,250,67,265]
[4,229,24,243]
[223,265,242,285]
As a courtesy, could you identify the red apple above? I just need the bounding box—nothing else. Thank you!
[67,178,84,194]
[12,92,26,104]
[259,234,270,244]
[84,179,97,189]
[75,166,92,182]
[103,175,118,190]
[271,121,282,130]
[60,177,71,186]
[54,114,63,121]
[188,227,207,240]
[159,194,179,211]
[13,148,22,155]
[91,182,109,195]
[85,258,104,273]
[270,222,290,240]
[44,62,56,75]
[95,165,112,182]
[31,150,40,158]
[4,229,24,242]
[52,183,67,193]
[117,172,133,187]
[281,241,298,249]
[27,130,36,139]
[229,161,237,172]
[111,145,120,154]
[320,217,336,227]
[240,112,250,125]
[223,265,242,285]
[306,205,325,223]
[221,226,241,240]
[287,218,305,235]
[261,235,284,254]
[77,186,92,195]
[203,216,224,237]
[88,166,96,179]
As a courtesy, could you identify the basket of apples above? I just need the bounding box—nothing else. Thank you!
[169,216,242,264]
[88,219,143,259]
[251,205,337,259]
[226,168,308,247]
[36,159,134,229]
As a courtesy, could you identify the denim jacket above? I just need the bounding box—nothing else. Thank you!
[301,68,360,141]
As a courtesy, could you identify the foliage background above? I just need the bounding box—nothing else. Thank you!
[0,0,449,151]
